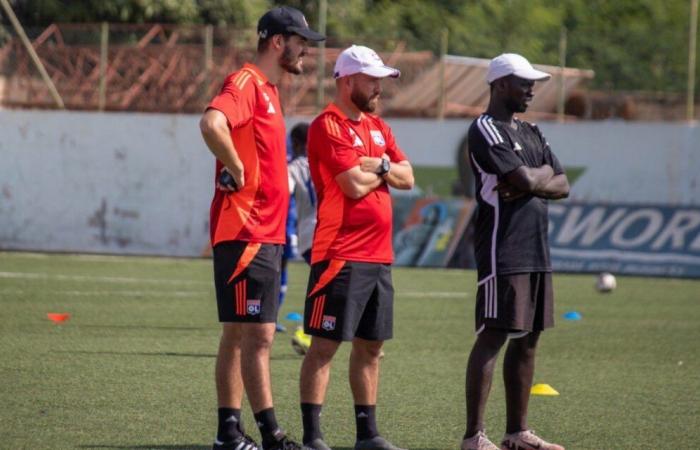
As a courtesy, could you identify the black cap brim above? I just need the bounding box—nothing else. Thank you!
[288,26,325,42]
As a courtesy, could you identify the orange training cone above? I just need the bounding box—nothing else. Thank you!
[47,313,71,324]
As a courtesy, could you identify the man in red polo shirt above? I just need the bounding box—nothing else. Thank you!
[199,6,324,450]
[298,45,414,450]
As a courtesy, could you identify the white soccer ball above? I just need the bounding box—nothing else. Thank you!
[596,272,617,292]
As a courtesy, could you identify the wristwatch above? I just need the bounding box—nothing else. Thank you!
[377,158,391,176]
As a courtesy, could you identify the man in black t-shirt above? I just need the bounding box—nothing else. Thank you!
[460,54,570,450]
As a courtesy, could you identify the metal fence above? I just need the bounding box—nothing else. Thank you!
[0,22,434,115]
[0,21,696,120]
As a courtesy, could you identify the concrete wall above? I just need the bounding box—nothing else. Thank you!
[1,111,210,256]
[1,109,698,256]
[378,118,700,205]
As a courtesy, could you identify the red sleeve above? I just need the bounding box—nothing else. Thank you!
[207,70,256,129]
[310,114,360,177]
[379,119,408,163]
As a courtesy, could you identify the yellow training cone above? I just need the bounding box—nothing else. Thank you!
[531,383,560,396]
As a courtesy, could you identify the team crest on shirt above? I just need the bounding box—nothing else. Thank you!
[370,130,385,146]
[322,315,336,331]
[247,299,261,315]
[348,128,363,147]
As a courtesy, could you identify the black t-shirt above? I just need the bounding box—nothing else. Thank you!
[467,113,564,281]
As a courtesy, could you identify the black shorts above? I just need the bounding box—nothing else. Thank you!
[213,241,282,323]
[475,272,554,334]
[304,259,394,342]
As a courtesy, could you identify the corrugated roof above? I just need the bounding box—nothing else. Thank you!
[386,55,595,119]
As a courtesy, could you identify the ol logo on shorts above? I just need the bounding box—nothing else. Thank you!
[322,315,336,331]
[247,299,261,315]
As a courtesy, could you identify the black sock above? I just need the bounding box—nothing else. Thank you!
[301,403,323,443]
[354,404,379,440]
[217,407,243,442]
[254,408,282,447]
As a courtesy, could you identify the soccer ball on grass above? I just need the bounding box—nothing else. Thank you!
[595,272,617,292]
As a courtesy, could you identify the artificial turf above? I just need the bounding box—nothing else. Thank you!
[1,251,698,449]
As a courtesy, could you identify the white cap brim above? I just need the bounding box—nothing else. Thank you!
[512,67,551,81]
[360,65,401,79]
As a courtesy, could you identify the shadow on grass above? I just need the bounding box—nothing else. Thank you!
[334,448,442,450]
[78,324,209,331]
[55,350,216,358]
[81,447,441,450]
[54,350,302,361]
[80,445,208,449]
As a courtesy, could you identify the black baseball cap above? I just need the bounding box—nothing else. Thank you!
[257,6,326,42]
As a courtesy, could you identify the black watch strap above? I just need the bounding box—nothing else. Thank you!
[377,158,390,176]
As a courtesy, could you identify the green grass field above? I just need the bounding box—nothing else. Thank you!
[1,251,698,449]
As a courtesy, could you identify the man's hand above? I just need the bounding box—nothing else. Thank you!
[359,156,385,174]
[217,165,244,192]
[494,181,527,202]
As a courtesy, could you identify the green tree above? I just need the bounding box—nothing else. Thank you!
[5,0,266,25]
[2,0,697,93]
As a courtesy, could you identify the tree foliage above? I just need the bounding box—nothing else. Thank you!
[3,0,697,92]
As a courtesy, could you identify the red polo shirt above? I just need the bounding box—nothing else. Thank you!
[308,103,408,264]
[207,63,288,246]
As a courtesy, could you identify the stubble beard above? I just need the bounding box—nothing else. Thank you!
[351,89,378,113]
[280,46,303,75]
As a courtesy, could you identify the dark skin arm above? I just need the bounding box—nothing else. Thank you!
[495,165,569,201]
[533,173,570,199]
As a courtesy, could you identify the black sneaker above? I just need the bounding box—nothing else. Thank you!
[304,437,332,450]
[264,432,305,450]
[213,434,260,450]
[354,435,407,450]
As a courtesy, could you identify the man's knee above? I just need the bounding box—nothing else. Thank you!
[507,330,540,354]
[474,327,509,352]
[240,323,276,351]
[221,323,242,345]
[352,338,384,360]
[306,336,341,363]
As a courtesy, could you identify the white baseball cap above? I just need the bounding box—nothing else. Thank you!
[486,53,551,84]
[334,45,401,79]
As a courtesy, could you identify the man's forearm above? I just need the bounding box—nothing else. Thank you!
[529,165,555,191]
[353,171,384,197]
[201,124,242,172]
[533,174,570,199]
[504,164,554,193]
[383,162,414,190]
[336,168,384,199]
[200,111,245,181]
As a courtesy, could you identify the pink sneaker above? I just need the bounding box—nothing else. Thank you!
[500,430,565,450]
[461,430,500,450]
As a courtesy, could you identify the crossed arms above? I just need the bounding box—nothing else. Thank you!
[495,164,570,201]
[335,155,414,199]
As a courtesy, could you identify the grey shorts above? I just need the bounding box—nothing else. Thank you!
[475,272,554,334]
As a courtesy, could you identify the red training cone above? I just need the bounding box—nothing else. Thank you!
[47,313,71,324]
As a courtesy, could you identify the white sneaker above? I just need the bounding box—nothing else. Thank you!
[461,430,499,450]
[500,430,565,450]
